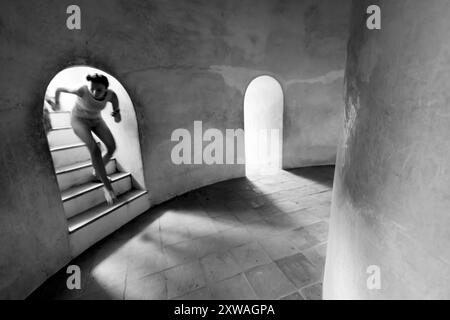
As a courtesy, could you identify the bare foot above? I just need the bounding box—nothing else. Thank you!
[103,187,117,205]
[45,98,60,111]
[92,170,111,183]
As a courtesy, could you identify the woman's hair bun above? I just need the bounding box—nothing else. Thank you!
[86,73,109,88]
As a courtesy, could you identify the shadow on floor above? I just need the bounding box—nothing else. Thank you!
[286,165,335,188]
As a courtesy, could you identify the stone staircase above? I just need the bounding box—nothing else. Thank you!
[47,110,150,257]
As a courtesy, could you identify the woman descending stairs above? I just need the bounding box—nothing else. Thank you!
[47,110,150,257]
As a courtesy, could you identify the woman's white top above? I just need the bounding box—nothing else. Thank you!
[72,86,112,119]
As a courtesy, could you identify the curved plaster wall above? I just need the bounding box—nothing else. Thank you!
[0,0,350,298]
[324,0,450,299]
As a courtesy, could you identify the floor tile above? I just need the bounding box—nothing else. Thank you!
[275,253,322,289]
[200,251,242,283]
[263,214,303,234]
[164,260,206,299]
[164,239,199,268]
[186,217,218,239]
[173,287,212,300]
[280,291,304,300]
[135,230,163,251]
[75,283,124,300]
[210,215,240,232]
[245,263,297,299]
[273,200,302,214]
[258,235,300,261]
[124,272,167,300]
[249,197,267,208]
[194,233,228,258]
[300,282,323,300]
[246,220,279,240]
[230,242,272,271]
[255,204,283,218]
[305,205,331,221]
[126,247,168,280]
[303,243,327,277]
[160,225,192,247]
[287,210,322,227]
[226,199,252,211]
[209,274,258,300]
[220,226,253,249]
[89,255,128,289]
[287,227,321,251]
[301,221,329,243]
[233,208,264,223]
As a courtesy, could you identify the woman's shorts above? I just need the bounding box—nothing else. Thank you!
[70,113,106,129]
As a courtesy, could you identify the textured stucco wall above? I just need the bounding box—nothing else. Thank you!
[324,0,450,299]
[0,0,350,298]
[282,3,350,168]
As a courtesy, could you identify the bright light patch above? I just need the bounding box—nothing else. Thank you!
[244,75,283,175]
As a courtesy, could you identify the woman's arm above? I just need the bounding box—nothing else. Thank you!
[55,87,83,105]
[109,91,121,123]
[46,87,83,111]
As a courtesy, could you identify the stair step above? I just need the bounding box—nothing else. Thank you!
[51,142,85,152]
[56,158,117,192]
[51,126,72,130]
[49,111,71,128]
[50,142,102,169]
[68,189,148,233]
[47,126,82,148]
[56,157,116,175]
[68,189,150,257]
[62,172,132,219]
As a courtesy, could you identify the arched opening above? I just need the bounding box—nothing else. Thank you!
[43,65,150,257]
[244,75,284,176]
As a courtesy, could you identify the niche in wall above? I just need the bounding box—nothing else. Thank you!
[244,75,284,175]
[44,65,147,191]
[42,65,151,258]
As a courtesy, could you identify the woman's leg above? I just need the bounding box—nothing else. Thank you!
[91,118,116,166]
[71,116,116,204]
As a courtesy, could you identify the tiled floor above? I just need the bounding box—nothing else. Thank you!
[29,166,334,300]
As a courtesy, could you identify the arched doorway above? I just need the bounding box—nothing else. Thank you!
[43,66,150,257]
[244,75,284,175]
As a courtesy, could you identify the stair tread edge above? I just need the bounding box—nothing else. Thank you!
[68,189,149,233]
[56,158,116,175]
[61,172,131,201]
